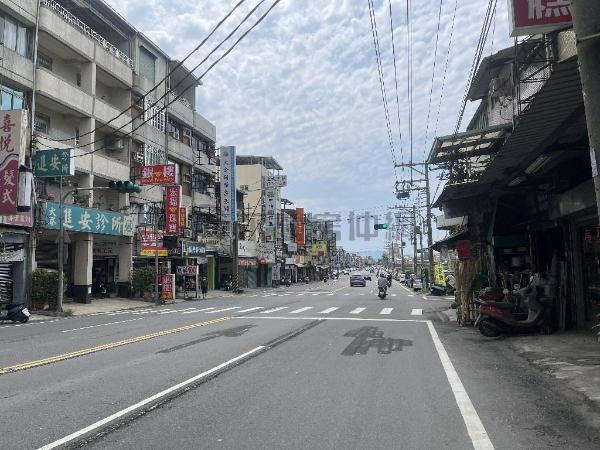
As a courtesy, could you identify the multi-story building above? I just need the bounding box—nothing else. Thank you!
[0,0,216,303]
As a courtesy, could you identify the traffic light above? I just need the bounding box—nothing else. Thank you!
[109,180,142,193]
[374,223,389,230]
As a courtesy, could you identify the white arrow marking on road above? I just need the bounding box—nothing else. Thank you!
[237,307,264,313]
[411,309,423,315]
[318,307,339,314]
[260,306,288,314]
[349,307,366,314]
[290,307,313,314]
[206,307,241,314]
[181,307,216,314]
[380,308,393,315]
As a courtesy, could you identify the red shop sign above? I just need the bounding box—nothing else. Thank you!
[165,185,181,236]
[456,240,472,260]
[140,164,177,185]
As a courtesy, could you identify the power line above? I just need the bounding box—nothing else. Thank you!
[406,0,413,183]
[366,0,399,182]
[387,0,404,171]
[40,0,279,159]
[49,0,248,144]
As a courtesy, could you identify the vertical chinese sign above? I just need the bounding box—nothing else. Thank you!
[219,146,237,222]
[165,185,181,236]
[161,273,175,300]
[0,110,27,215]
[295,208,305,246]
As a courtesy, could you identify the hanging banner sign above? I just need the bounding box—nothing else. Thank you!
[161,273,175,299]
[295,208,305,246]
[238,240,257,257]
[140,164,177,185]
[0,209,33,228]
[182,241,205,257]
[42,202,134,236]
[219,146,237,222]
[238,258,257,267]
[165,185,181,235]
[199,235,221,251]
[176,265,198,276]
[34,148,74,177]
[508,0,572,36]
[0,109,27,215]
[262,175,287,188]
[257,242,275,263]
[179,207,187,229]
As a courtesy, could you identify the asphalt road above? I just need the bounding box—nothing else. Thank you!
[1,276,599,449]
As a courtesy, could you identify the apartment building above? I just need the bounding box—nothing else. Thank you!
[0,0,216,303]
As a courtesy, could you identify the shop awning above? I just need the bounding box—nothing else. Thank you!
[427,124,511,164]
[431,230,470,252]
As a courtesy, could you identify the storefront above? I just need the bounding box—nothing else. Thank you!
[0,211,32,304]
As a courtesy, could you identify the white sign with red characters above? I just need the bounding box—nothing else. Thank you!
[161,274,175,299]
[165,185,181,236]
[0,110,27,215]
[509,0,572,36]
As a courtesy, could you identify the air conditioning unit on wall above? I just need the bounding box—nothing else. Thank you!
[105,137,124,150]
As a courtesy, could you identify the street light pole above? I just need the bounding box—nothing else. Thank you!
[425,163,434,287]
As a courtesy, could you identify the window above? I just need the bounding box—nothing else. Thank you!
[34,113,50,134]
[240,184,249,192]
[143,97,165,131]
[37,53,53,70]
[143,144,166,165]
[167,118,181,141]
[1,15,28,57]
[139,46,156,84]
[0,84,24,110]
[74,128,80,146]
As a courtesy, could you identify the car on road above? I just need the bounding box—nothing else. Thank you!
[350,273,366,287]
[413,279,423,291]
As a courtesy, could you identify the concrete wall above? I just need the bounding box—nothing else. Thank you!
[36,68,93,116]
[167,136,193,165]
[39,8,95,61]
[0,47,34,89]
[193,112,216,142]
[1,0,38,24]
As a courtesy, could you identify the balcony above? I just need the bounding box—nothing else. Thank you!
[95,98,132,134]
[40,0,134,68]
[36,136,129,181]
[168,136,193,165]
[6,0,39,24]
[132,118,166,148]
[193,112,216,142]
[193,191,214,208]
[39,4,94,61]
[168,92,194,127]
[36,68,93,116]
[0,46,34,89]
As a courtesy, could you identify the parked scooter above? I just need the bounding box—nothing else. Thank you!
[223,279,233,291]
[323,276,328,283]
[0,302,30,323]
[304,276,309,284]
[474,283,551,337]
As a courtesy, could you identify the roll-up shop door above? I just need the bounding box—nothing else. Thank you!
[0,260,13,303]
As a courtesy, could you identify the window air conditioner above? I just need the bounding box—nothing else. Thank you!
[105,137,124,150]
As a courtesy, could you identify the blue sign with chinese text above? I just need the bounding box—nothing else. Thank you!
[34,148,74,177]
[42,202,134,236]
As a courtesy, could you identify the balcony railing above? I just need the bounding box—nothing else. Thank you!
[169,91,192,110]
[41,0,134,68]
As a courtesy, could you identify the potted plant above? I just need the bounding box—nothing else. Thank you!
[132,266,154,298]
[105,281,117,298]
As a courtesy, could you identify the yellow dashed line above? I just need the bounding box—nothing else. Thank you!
[0,317,230,375]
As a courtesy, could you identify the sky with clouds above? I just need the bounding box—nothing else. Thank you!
[105,0,513,254]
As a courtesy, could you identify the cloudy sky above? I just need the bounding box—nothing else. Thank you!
[106,0,513,254]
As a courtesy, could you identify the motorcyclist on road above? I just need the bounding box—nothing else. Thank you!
[378,273,388,292]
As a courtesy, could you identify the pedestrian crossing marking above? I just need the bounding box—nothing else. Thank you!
[206,307,241,314]
[349,308,366,314]
[260,306,288,314]
[380,308,393,315]
[236,307,264,313]
[290,307,313,314]
[319,307,339,314]
[411,309,423,315]
[182,307,216,314]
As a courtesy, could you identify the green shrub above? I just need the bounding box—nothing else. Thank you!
[132,266,154,295]
[32,269,67,306]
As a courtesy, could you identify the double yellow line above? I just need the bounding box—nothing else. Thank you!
[0,317,230,375]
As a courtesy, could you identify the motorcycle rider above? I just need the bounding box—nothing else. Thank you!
[377,273,388,294]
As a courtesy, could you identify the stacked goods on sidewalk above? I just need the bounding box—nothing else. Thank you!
[454,258,482,325]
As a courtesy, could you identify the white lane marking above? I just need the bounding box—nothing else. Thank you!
[181,307,216,314]
[278,294,285,297]
[360,293,365,296]
[426,321,494,450]
[312,293,320,296]
[344,293,350,296]
[237,316,423,322]
[422,296,428,300]
[380,308,393,315]
[408,294,414,297]
[290,307,313,314]
[327,293,334,296]
[349,307,366,314]
[298,294,305,296]
[205,307,241,314]
[318,307,339,314]
[237,307,264,313]
[391,294,397,297]
[251,294,259,298]
[61,318,145,332]
[260,306,288,314]
[445,296,455,300]
[411,309,423,316]
[37,346,265,450]
[158,310,183,315]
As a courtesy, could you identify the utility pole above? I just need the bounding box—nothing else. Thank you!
[412,204,417,274]
[425,163,434,287]
[571,1,600,224]
[419,217,425,286]
[399,226,405,272]
[232,220,239,292]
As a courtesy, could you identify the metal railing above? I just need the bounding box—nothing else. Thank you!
[169,91,192,110]
[41,0,134,68]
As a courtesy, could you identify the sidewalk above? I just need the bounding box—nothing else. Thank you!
[509,331,600,413]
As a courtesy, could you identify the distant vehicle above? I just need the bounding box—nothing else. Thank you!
[413,279,423,291]
[363,273,372,281]
[350,273,366,287]
[342,269,350,275]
